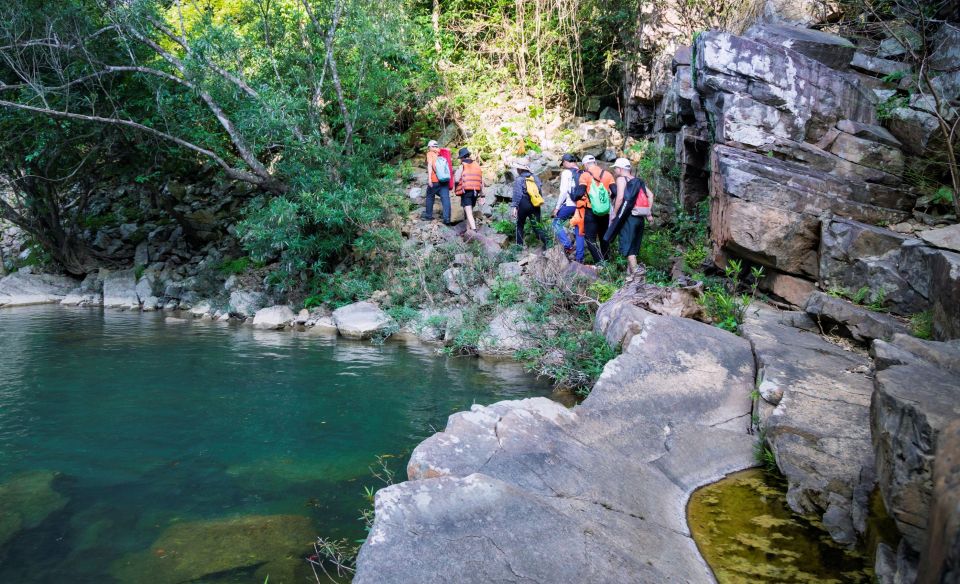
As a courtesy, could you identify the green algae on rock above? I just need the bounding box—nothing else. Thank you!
[0,470,68,549]
[110,514,315,584]
[688,468,873,583]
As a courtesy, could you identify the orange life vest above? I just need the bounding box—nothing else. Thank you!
[456,161,483,196]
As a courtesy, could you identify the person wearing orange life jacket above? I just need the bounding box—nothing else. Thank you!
[454,148,485,232]
[422,139,452,224]
[571,154,614,263]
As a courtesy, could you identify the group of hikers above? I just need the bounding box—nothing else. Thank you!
[423,140,655,276]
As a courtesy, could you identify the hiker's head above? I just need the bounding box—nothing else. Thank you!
[427,139,439,152]
[458,147,471,160]
[561,153,579,169]
[613,157,632,176]
[581,154,597,168]
[514,159,531,174]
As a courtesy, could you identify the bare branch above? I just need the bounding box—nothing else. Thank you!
[0,98,272,187]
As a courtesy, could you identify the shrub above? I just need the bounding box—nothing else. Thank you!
[491,277,524,306]
[387,305,420,326]
[218,257,252,276]
[587,280,618,303]
[910,310,933,340]
[701,259,763,334]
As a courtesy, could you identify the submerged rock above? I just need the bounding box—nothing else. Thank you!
[0,470,68,549]
[110,514,314,584]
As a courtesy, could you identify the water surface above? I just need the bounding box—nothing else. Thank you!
[0,305,553,582]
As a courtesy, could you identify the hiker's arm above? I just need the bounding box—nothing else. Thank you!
[510,179,522,208]
[612,176,626,221]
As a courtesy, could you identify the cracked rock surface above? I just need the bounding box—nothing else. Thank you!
[742,305,876,545]
[354,288,756,583]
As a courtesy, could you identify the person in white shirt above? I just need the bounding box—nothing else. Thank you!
[551,154,584,261]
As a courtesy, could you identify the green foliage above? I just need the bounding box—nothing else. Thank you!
[636,230,676,284]
[218,257,252,276]
[754,429,778,472]
[491,277,524,306]
[701,260,763,334]
[910,310,933,340]
[828,285,889,312]
[877,94,909,120]
[932,187,956,206]
[881,70,906,83]
[587,280,618,303]
[525,331,618,397]
[387,305,420,327]
[683,244,710,274]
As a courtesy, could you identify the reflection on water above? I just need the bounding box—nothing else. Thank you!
[688,468,873,583]
[0,305,554,583]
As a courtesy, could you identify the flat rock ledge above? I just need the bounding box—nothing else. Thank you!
[354,287,757,583]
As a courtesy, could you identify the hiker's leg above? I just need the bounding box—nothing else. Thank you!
[422,184,436,220]
[463,191,478,230]
[553,206,574,249]
[515,206,528,246]
[627,256,639,274]
[583,208,604,263]
[465,206,476,230]
[532,207,548,249]
[575,228,585,262]
[439,184,452,223]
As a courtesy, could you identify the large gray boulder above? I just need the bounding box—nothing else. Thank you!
[0,272,76,307]
[355,291,756,583]
[695,31,877,144]
[918,418,960,584]
[742,306,876,544]
[819,217,929,314]
[745,23,855,70]
[804,291,909,343]
[871,355,960,551]
[101,269,140,309]
[477,306,535,356]
[252,305,295,330]
[331,301,392,340]
[228,289,265,317]
[709,147,908,279]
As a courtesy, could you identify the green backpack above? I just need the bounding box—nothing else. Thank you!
[588,171,611,215]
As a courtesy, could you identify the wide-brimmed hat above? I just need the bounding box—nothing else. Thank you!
[427,140,439,148]
[514,159,531,171]
[581,154,597,165]
[458,147,471,159]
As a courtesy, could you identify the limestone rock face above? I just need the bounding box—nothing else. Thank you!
[356,290,757,583]
[919,418,960,584]
[872,353,960,551]
[804,291,909,343]
[101,269,140,309]
[252,305,295,330]
[331,301,392,339]
[0,272,76,307]
[743,306,876,544]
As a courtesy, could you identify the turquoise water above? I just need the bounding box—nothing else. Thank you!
[0,305,554,583]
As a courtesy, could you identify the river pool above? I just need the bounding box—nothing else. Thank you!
[0,305,554,583]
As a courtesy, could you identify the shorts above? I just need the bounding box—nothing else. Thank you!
[461,190,481,207]
[619,215,646,257]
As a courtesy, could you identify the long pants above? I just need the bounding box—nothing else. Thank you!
[516,202,548,248]
[583,207,610,263]
[423,183,451,223]
[553,206,585,261]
